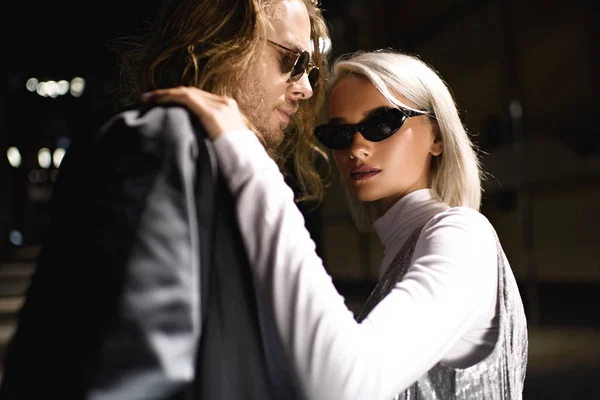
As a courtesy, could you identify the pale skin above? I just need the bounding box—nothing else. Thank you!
[141,0,314,145]
[328,76,443,215]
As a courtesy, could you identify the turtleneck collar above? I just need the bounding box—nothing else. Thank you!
[373,189,448,277]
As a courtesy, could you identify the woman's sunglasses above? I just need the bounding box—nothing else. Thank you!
[267,39,319,88]
[314,107,427,150]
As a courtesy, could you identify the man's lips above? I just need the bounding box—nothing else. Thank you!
[277,108,295,123]
[350,165,382,181]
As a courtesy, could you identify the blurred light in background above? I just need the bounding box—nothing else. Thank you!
[50,169,59,182]
[29,77,84,98]
[28,170,36,183]
[7,147,22,168]
[70,77,85,97]
[57,136,71,150]
[312,37,332,53]
[35,81,45,97]
[26,77,39,92]
[36,81,57,98]
[57,80,70,95]
[47,81,60,98]
[509,99,523,119]
[53,148,66,168]
[37,148,52,169]
[9,230,24,246]
[28,169,49,184]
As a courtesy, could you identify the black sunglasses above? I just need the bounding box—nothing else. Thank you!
[267,39,319,88]
[314,107,427,150]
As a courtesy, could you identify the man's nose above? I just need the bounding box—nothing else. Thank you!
[289,74,314,101]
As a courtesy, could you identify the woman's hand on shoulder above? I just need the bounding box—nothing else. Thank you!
[141,86,249,140]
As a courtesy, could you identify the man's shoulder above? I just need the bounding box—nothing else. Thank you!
[91,103,210,160]
[101,103,199,138]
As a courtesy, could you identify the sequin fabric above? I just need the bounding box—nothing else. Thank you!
[357,225,528,399]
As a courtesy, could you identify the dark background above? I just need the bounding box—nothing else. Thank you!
[2,0,599,398]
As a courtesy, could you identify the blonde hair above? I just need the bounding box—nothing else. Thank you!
[328,50,483,231]
[112,0,330,204]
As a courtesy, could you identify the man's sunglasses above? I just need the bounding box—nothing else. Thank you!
[314,107,427,150]
[267,39,319,88]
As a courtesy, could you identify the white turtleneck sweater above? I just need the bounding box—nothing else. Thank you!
[212,129,501,400]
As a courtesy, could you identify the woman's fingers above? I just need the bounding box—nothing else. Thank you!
[141,86,249,140]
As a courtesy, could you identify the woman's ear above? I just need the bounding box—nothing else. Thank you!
[431,136,443,156]
[430,124,443,156]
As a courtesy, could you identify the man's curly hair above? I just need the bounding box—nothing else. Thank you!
[112,0,331,204]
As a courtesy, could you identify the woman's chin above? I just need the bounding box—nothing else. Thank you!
[353,190,380,203]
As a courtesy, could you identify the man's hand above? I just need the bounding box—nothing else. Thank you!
[141,86,249,140]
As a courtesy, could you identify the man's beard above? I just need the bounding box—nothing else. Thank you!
[236,91,284,150]
[245,105,284,149]
[235,73,289,150]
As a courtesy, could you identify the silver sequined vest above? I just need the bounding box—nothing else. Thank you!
[357,224,528,399]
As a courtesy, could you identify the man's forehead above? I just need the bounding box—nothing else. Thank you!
[279,38,310,54]
[268,0,312,52]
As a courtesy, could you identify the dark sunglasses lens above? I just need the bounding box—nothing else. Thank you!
[315,109,408,150]
[363,111,404,141]
[308,67,319,87]
[290,51,310,81]
[315,125,354,150]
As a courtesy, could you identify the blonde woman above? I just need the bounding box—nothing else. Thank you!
[143,50,528,399]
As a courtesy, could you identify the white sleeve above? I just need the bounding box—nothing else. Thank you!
[212,130,498,400]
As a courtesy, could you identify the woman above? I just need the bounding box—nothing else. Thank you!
[142,50,528,399]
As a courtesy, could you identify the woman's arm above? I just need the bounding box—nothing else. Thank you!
[213,129,498,400]
[138,88,498,400]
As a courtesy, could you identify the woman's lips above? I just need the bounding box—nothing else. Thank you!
[350,166,381,181]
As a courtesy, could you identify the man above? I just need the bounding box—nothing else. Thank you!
[0,0,330,398]
[116,0,328,200]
